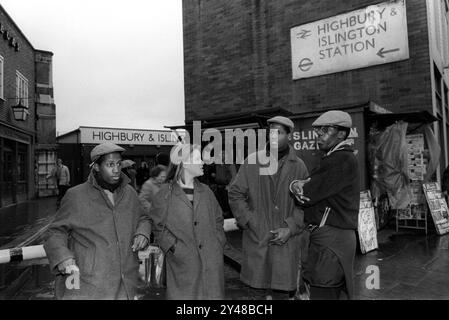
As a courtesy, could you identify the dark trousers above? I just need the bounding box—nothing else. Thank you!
[57,185,69,207]
[247,287,296,300]
[309,285,344,300]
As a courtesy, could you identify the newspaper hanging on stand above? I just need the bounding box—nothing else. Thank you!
[358,190,378,254]
[396,134,428,220]
[423,182,449,235]
[406,134,426,181]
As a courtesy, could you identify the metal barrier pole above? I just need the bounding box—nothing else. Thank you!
[0,219,239,266]
[0,245,47,264]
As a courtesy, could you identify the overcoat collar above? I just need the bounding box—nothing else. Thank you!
[87,170,130,208]
[263,145,299,162]
[172,178,205,210]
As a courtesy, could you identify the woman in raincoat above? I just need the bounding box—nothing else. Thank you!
[150,144,226,299]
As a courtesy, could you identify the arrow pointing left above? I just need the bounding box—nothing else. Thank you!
[377,47,400,58]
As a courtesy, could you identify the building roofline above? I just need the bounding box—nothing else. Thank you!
[57,128,80,139]
[78,125,176,132]
[35,49,54,56]
[58,125,178,139]
[0,4,36,50]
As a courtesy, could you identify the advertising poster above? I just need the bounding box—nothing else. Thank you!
[358,190,378,254]
[423,183,449,235]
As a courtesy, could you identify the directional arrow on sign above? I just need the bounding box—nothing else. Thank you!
[377,47,400,58]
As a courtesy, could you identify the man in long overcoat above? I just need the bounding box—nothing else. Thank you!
[44,142,151,300]
[228,116,309,299]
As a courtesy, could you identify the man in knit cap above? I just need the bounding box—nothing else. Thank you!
[44,142,151,300]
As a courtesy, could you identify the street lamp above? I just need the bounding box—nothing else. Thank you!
[11,99,30,121]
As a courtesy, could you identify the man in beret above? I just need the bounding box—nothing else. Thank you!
[44,142,151,300]
[229,116,309,299]
[290,110,360,300]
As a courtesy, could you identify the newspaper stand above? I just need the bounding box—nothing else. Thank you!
[367,111,438,234]
[395,133,429,235]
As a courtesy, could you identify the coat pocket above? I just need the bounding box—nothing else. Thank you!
[69,233,96,276]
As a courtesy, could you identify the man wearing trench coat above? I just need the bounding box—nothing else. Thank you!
[229,116,309,295]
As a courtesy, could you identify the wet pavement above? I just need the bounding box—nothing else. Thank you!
[0,197,57,299]
[353,229,449,299]
[1,197,449,300]
[0,197,57,248]
[225,227,449,300]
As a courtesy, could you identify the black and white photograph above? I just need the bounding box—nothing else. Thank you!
[0,0,449,306]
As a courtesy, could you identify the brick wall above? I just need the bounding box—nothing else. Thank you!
[183,0,432,120]
[0,7,35,132]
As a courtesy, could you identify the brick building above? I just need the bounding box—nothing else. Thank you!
[0,4,56,206]
[182,0,449,182]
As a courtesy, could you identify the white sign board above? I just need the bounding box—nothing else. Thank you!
[291,0,409,79]
[358,190,378,254]
[80,127,179,145]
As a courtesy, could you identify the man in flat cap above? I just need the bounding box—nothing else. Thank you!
[44,142,151,300]
[121,159,138,189]
[229,116,309,299]
[290,110,360,300]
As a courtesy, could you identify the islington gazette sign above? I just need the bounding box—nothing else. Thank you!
[291,0,409,79]
[79,127,180,145]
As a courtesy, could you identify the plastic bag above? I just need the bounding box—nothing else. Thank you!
[139,245,166,288]
[423,125,441,182]
[369,121,411,209]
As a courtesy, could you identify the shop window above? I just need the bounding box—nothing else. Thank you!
[15,71,29,107]
[17,149,27,181]
[0,55,3,100]
[1,139,14,206]
[16,143,28,202]
[36,150,57,197]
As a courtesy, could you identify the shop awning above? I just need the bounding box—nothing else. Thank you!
[165,107,293,131]
[368,110,438,127]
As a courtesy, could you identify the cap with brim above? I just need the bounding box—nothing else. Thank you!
[121,159,135,169]
[90,142,125,167]
[267,116,295,131]
[312,110,352,128]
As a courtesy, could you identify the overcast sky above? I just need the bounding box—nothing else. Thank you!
[1,0,185,135]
